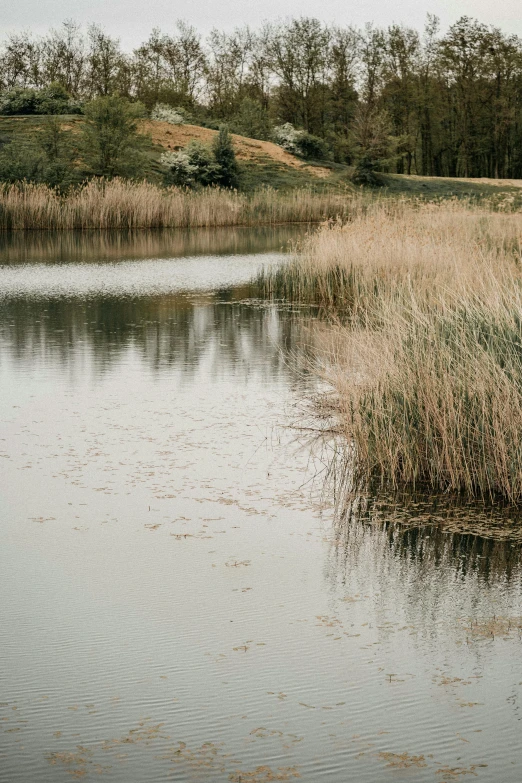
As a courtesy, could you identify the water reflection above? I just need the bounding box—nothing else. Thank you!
[332,494,522,575]
[0,224,307,265]
[0,289,314,381]
[325,489,522,645]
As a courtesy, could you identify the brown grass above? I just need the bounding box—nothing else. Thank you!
[0,179,355,231]
[264,198,522,500]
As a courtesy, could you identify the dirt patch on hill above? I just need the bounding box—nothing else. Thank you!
[140,120,331,178]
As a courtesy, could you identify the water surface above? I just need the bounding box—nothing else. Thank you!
[1,227,522,783]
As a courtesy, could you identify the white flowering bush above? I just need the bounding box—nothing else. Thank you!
[272,123,304,154]
[160,141,217,187]
[160,149,196,185]
[151,103,187,125]
[272,122,331,160]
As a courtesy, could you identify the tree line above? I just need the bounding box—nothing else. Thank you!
[2,15,522,178]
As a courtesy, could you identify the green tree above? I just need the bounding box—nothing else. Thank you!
[230,97,271,139]
[266,18,331,134]
[37,115,78,186]
[212,125,239,187]
[382,25,420,174]
[349,105,397,184]
[85,24,125,97]
[0,140,42,182]
[80,95,147,177]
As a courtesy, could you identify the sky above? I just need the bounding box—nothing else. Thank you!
[1,0,522,48]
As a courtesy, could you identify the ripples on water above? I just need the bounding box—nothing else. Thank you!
[1,227,522,783]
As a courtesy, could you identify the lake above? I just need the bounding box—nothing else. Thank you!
[1,226,522,782]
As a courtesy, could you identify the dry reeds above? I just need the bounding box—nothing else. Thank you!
[0,179,356,231]
[264,197,522,312]
[266,198,522,501]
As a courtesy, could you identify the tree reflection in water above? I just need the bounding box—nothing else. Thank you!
[0,289,318,382]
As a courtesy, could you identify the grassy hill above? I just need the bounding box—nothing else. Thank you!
[1,114,522,200]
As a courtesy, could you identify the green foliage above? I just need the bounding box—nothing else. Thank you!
[230,98,271,141]
[160,128,239,189]
[186,141,218,185]
[212,126,239,188]
[273,123,331,160]
[37,83,82,114]
[0,141,42,182]
[349,107,397,185]
[294,132,331,161]
[151,103,190,124]
[80,95,148,178]
[6,16,522,183]
[0,83,82,115]
[0,117,78,187]
[36,116,78,187]
[161,141,218,187]
[0,88,38,115]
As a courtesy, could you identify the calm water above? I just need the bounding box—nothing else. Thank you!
[1,227,522,783]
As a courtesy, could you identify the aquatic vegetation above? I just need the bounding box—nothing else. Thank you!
[228,766,300,782]
[264,198,522,501]
[378,751,427,769]
[458,615,522,641]
[0,179,357,230]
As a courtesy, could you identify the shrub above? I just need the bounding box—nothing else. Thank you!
[37,116,79,187]
[160,128,239,189]
[295,132,330,161]
[151,103,188,125]
[0,83,82,115]
[161,141,217,187]
[272,123,303,155]
[0,118,79,187]
[37,82,82,115]
[212,126,239,189]
[160,149,196,186]
[0,141,43,182]
[272,123,330,160]
[0,88,38,115]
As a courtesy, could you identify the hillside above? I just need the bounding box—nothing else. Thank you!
[2,114,522,198]
[140,120,331,177]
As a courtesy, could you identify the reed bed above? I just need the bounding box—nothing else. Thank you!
[264,197,522,313]
[265,199,522,501]
[0,179,357,230]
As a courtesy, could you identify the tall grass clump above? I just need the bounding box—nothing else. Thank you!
[0,179,357,230]
[266,198,522,501]
[263,197,522,314]
[331,291,522,500]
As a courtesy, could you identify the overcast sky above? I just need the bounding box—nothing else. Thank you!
[1,0,522,48]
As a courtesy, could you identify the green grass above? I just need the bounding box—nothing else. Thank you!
[0,114,82,144]
[379,172,522,201]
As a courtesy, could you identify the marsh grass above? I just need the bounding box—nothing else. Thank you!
[264,198,522,501]
[0,179,357,230]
